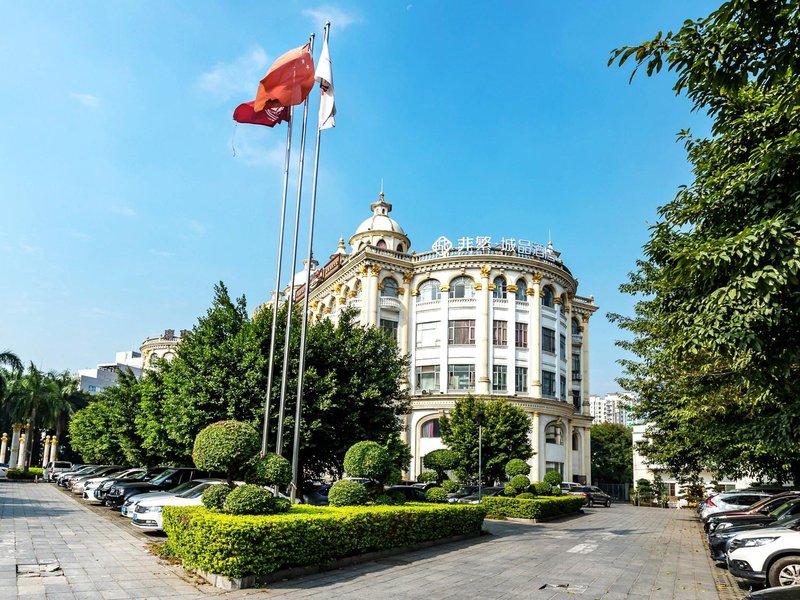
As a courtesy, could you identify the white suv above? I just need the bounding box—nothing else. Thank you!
[727,525,800,588]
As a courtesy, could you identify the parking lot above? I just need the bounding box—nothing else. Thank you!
[2,479,748,599]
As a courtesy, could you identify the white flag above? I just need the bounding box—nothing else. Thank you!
[315,36,335,130]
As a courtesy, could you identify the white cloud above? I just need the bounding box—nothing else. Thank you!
[149,249,174,258]
[197,46,269,101]
[107,205,137,218]
[302,5,362,32]
[70,93,99,108]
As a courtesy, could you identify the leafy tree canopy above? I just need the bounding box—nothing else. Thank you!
[590,423,632,484]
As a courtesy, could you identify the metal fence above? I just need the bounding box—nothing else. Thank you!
[597,482,630,502]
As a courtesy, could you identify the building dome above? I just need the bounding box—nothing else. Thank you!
[349,192,411,253]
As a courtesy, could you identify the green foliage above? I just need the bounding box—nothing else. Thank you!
[247,453,291,487]
[416,471,438,483]
[223,484,286,515]
[590,423,633,484]
[543,471,562,486]
[508,475,531,492]
[439,395,532,484]
[6,467,44,480]
[441,479,459,493]
[193,420,259,484]
[636,479,654,503]
[328,480,368,507]
[516,492,536,500]
[383,432,412,476]
[201,484,232,510]
[482,496,584,520]
[425,487,448,503]
[505,458,531,478]
[422,449,459,483]
[609,2,800,483]
[372,494,395,505]
[343,441,392,484]
[162,503,487,578]
[533,481,552,496]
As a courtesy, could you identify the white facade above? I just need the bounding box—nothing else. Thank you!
[589,393,633,426]
[140,329,186,367]
[303,193,598,483]
[78,351,144,394]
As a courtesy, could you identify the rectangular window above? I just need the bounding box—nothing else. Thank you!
[545,461,564,476]
[380,318,398,341]
[515,322,528,348]
[515,367,528,393]
[415,365,440,391]
[542,327,556,353]
[448,319,476,345]
[448,364,475,391]
[542,370,556,397]
[492,365,507,391]
[416,321,438,348]
[560,375,567,401]
[493,320,507,346]
[572,354,581,379]
[559,334,566,360]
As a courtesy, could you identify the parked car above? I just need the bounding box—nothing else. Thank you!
[706,492,800,533]
[302,482,330,506]
[456,487,506,504]
[708,496,800,535]
[701,490,775,521]
[94,467,170,505]
[131,479,229,532]
[59,465,104,487]
[709,513,800,562]
[560,482,583,493]
[386,485,428,502]
[727,523,800,588]
[44,461,72,482]
[0,463,8,479]
[82,468,146,502]
[70,466,125,493]
[120,480,208,518]
[106,468,209,509]
[571,485,612,507]
[446,485,479,503]
[411,482,439,492]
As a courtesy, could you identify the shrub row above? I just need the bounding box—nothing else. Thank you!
[482,495,584,520]
[163,503,487,578]
[7,467,44,480]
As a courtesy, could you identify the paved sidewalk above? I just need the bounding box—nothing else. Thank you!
[1,480,738,599]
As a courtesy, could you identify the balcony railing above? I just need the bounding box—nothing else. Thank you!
[379,296,401,311]
[572,333,583,345]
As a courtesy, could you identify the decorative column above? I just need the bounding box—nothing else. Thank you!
[400,272,413,356]
[0,433,7,464]
[583,426,592,484]
[581,314,591,413]
[566,299,575,411]
[506,279,518,396]
[554,297,563,402]
[475,265,491,395]
[42,436,51,467]
[369,265,381,327]
[439,281,449,394]
[359,265,369,323]
[531,411,542,482]
[529,273,543,397]
[8,423,21,469]
[564,420,572,482]
[50,436,59,463]
[17,434,26,469]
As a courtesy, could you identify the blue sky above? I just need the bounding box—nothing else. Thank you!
[0,1,717,395]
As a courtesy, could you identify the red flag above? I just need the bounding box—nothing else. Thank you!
[254,44,315,111]
[233,102,289,127]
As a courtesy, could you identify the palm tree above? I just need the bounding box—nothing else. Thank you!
[45,371,89,441]
[0,350,23,405]
[3,363,58,470]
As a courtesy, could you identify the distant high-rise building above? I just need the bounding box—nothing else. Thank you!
[589,393,633,426]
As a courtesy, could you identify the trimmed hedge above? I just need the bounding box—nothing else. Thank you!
[425,487,447,503]
[328,480,367,507]
[482,496,584,520]
[163,503,487,578]
[7,468,44,480]
[202,484,232,510]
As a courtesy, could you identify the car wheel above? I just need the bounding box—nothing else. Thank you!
[605,499,611,507]
[768,556,800,587]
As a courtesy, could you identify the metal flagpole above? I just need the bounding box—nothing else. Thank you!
[290,21,329,502]
[276,32,315,457]
[260,106,295,456]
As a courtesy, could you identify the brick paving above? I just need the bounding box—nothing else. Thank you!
[1,480,748,599]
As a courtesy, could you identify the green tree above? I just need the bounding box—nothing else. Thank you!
[590,423,633,484]
[422,448,459,483]
[609,0,800,483]
[193,420,260,486]
[439,395,532,484]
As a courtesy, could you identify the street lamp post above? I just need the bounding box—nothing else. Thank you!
[476,408,484,502]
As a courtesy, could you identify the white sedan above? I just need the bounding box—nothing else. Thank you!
[131,479,229,531]
[120,480,207,518]
[82,468,145,502]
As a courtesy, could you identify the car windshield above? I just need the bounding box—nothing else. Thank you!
[769,499,800,518]
[115,469,140,479]
[167,481,199,494]
[150,469,179,485]
[455,487,475,495]
[776,513,800,526]
[177,482,215,499]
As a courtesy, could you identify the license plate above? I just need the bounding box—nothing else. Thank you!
[132,513,138,521]
[121,506,127,515]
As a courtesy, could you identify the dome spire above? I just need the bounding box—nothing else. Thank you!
[370,187,392,216]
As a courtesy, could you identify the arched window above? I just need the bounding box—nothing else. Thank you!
[376,239,387,249]
[381,278,398,298]
[449,276,475,299]
[353,280,362,298]
[542,287,555,308]
[397,244,404,253]
[515,279,527,301]
[572,318,581,334]
[420,419,440,438]
[572,432,580,451]
[493,276,507,299]
[545,422,563,445]
[418,279,441,302]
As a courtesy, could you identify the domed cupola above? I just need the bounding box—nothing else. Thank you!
[349,191,411,253]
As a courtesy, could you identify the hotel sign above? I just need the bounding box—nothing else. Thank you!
[431,236,562,264]
[293,254,344,302]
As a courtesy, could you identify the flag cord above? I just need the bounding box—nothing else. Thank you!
[231,124,238,157]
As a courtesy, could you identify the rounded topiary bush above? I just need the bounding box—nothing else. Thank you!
[373,494,395,505]
[543,471,563,486]
[551,486,562,496]
[201,484,232,510]
[516,492,536,500]
[504,483,517,496]
[425,487,448,503]
[534,481,552,496]
[249,452,291,487]
[505,458,531,478]
[509,474,531,491]
[328,480,367,507]
[388,491,406,504]
[441,479,459,493]
[423,448,459,482]
[193,420,260,483]
[223,484,275,515]
[343,441,392,484]
[416,471,438,483]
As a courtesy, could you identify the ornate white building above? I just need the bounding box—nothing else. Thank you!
[302,193,598,483]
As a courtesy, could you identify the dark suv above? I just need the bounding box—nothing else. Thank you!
[105,467,209,508]
[574,486,612,507]
[94,466,171,504]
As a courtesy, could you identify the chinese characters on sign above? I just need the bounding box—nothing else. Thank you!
[431,236,561,263]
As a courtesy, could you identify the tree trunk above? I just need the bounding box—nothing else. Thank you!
[25,408,37,472]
